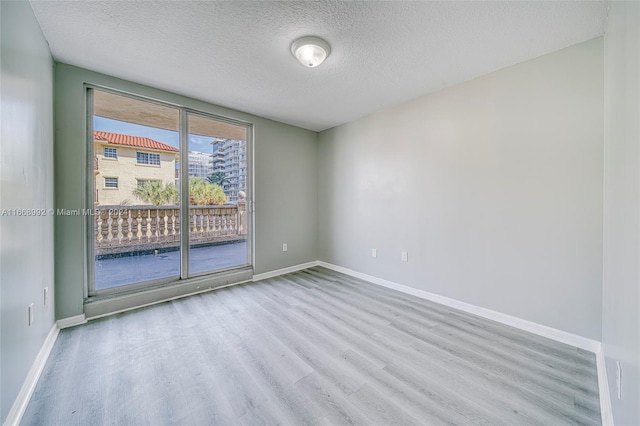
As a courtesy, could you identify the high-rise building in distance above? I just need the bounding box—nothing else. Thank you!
[211,139,246,204]
[188,151,213,180]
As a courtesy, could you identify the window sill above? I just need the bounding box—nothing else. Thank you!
[84,266,253,319]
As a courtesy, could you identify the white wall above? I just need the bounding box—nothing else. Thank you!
[319,38,604,340]
[54,64,318,319]
[602,2,640,425]
[0,1,55,422]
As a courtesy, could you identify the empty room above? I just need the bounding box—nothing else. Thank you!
[1,1,638,425]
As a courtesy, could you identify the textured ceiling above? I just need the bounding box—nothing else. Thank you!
[30,1,607,132]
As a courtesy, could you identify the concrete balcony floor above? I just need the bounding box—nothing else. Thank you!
[95,240,248,290]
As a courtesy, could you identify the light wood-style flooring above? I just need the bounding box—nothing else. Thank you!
[22,267,601,425]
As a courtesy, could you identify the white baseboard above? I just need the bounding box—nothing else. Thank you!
[56,314,87,329]
[318,261,612,423]
[6,262,612,426]
[253,261,320,282]
[317,262,600,352]
[3,324,59,426]
[596,347,614,426]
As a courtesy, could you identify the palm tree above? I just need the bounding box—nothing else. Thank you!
[207,171,231,187]
[163,183,179,205]
[132,181,177,206]
[189,178,228,205]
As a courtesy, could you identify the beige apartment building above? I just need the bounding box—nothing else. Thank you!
[94,130,178,205]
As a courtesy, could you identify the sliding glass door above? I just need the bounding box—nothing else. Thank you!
[89,88,252,295]
[187,113,249,276]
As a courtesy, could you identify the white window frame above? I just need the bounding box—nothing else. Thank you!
[136,151,160,166]
[104,177,118,188]
[103,147,117,159]
[136,179,162,187]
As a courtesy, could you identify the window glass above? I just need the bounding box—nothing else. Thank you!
[91,88,251,295]
[136,179,162,187]
[93,89,180,292]
[104,177,118,188]
[104,147,117,159]
[137,151,160,165]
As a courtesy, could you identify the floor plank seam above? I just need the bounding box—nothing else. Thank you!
[21,267,602,425]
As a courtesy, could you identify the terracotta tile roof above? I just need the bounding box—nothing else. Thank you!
[94,130,178,152]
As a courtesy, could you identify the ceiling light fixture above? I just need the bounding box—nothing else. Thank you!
[291,36,331,68]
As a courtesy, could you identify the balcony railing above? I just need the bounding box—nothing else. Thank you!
[95,201,247,256]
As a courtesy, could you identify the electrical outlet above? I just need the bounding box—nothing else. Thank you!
[401,251,408,262]
[44,287,49,306]
[371,248,377,258]
[28,303,34,326]
[616,361,622,399]
[282,243,288,252]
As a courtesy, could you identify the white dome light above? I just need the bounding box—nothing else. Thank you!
[291,36,331,68]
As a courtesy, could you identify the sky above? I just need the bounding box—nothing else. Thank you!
[94,116,216,154]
